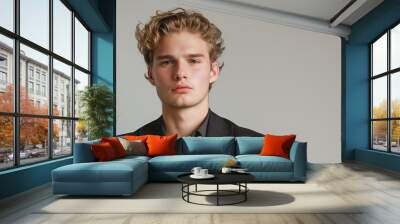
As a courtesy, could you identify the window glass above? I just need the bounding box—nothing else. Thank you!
[372,121,388,151]
[74,69,89,118]
[74,18,89,70]
[53,0,72,60]
[372,77,387,119]
[0,0,14,31]
[0,116,13,170]
[391,120,400,153]
[53,59,72,117]
[75,120,88,143]
[53,119,72,157]
[391,72,400,117]
[20,0,49,49]
[391,24,400,70]
[372,33,387,76]
[0,35,14,113]
[20,117,49,165]
[20,44,49,115]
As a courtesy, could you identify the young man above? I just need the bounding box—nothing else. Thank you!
[125,8,262,137]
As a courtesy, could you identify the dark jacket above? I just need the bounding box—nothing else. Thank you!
[121,110,263,137]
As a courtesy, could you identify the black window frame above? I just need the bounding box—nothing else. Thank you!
[0,0,92,171]
[370,20,400,154]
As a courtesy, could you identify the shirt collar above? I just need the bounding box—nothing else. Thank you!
[160,110,210,137]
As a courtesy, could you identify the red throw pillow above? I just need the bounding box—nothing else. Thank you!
[91,142,118,161]
[101,137,127,158]
[146,134,177,157]
[259,134,296,159]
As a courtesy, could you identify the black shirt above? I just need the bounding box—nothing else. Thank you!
[121,109,263,137]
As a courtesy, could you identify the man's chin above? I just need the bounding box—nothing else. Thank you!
[164,99,200,109]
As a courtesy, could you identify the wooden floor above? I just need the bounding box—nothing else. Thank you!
[1,162,400,224]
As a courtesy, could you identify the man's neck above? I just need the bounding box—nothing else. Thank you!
[162,103,209,137]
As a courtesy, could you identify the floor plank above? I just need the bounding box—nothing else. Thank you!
[1,162,400,224]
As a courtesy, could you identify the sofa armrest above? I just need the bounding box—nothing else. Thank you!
[289,141,307,181]
[73,140,100,163]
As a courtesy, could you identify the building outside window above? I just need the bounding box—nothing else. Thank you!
[0,0,91,170]
[28,67,34,80]
[28,81,34,94]
[42,85,46,97]
[41,73,46,83]
[0,54,7,90]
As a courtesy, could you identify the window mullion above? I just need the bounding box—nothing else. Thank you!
[71,11,76,154]
[13,0,20,166]
[388,30,391,152]
[49,0,54,160]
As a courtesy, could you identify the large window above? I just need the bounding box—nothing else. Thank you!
[371,22,400,154]
[0,0,90,170]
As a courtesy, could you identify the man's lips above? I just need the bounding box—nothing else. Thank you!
[172,85,192,93]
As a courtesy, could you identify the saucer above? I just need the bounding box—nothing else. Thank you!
[190,174,215,179]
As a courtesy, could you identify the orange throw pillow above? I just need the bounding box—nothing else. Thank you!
[123,135,148,141]
[146,134,177,157]
[259,134,296,159]
[91,142,118,161]
[101,137,127,158]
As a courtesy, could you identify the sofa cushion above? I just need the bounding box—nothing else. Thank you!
[179,137,235,155]
[52,158,147,183]
[236,155,293,172]
[235,137,263,155]
[74,140,100,163]
[148,154,235,172]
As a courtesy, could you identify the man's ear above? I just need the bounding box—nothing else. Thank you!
[209,62,220,84]
[147,66,156,86]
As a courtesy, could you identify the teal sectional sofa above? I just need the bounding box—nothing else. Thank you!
[52,137,307,196]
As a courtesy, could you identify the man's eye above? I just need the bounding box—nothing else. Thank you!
[160,61,171,65]
[189,59,200,64]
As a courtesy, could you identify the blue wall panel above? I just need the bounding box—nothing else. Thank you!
[0,158,72,199]
[345,0,400,171]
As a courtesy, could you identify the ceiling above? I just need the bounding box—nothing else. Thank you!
[224,0,383,26]
[181,0,384,38]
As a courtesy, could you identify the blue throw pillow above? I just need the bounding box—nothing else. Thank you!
[235,137,264,155]
[180,137,235,155]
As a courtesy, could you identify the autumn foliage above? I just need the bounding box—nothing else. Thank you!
[0,84,59,150]
[372,99,400,141]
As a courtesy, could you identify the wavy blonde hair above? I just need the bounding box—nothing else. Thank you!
[135,8,225,71]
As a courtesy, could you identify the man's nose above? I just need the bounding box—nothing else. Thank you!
[173,60,188,80]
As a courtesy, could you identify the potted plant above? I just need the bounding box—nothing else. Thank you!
[79,84,113,140]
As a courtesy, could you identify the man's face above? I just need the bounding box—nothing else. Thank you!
[148,31,219,109]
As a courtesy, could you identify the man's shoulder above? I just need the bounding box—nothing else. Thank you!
[208,111,263,137]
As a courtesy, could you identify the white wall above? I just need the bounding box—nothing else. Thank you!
[116,0,341,163]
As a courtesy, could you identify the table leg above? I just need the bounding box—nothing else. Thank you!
[245,183,247,201]
[217,184,219,206]
[195,184,197,192]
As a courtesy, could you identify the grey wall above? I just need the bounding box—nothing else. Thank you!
[116,0,341,163]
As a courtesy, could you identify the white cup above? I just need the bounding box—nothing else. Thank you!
[200,169,208,176]
[221,167,232,174]
[191,167,202,176]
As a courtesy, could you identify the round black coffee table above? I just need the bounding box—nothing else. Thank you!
[177,173,255,206]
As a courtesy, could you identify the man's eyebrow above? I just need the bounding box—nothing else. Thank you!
[185,54,205,58]
[155,55,174,60]
[155,54,206,60]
